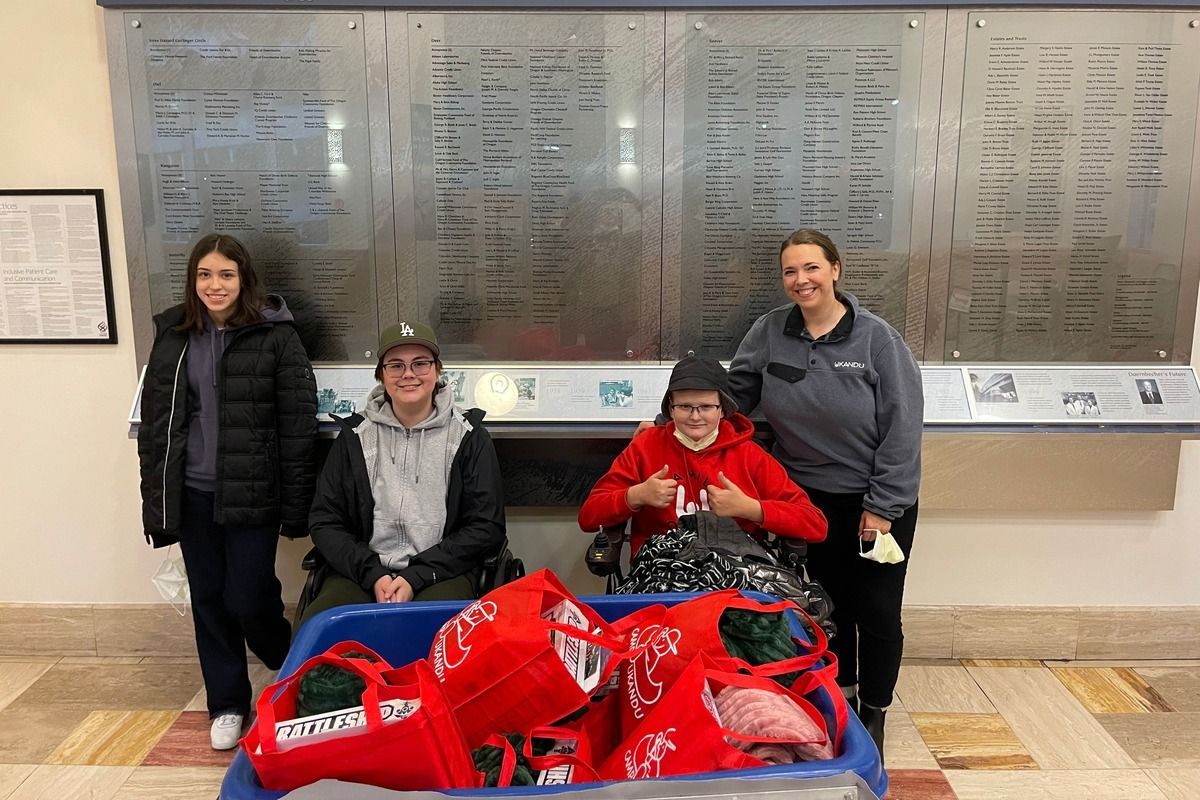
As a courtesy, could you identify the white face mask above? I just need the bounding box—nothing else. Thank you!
[152,545,190,616]
[859,532,905,564]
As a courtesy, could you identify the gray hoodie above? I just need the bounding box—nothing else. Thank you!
[183,295,294,492]
[357,383,471,571]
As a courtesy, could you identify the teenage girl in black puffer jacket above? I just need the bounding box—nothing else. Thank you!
[137,233,316,750]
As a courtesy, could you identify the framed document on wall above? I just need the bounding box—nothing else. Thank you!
[0,189,117,344]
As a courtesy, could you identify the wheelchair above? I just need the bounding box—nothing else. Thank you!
[294,538,525,627]
[585,520,814,589]
[583,518,834,638]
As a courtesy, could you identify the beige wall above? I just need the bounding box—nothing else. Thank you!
[1,0,1197,606]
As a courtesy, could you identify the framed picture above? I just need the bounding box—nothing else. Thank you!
[0,189,117,344]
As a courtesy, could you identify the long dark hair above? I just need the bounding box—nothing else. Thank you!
[176,234,265,332]
[779,229,843,288]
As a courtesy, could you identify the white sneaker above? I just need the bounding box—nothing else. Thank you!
[210,712,245,750]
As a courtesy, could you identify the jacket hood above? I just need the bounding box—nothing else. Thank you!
[260,294,294,323]
[363,384,462,431]
[666,412,756,453]
[152,303,187,332]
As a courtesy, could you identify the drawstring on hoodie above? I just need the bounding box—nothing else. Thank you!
[416,428,424,484]
[387,425,428,485]
[211,327,225,388]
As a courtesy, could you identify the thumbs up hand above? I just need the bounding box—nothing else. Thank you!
[627,464,679,510]
[705,472,764,523]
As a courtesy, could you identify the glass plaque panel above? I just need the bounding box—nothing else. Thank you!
[124,12,377,360]
[967,367,1200,423]
[945,12,1200,362]
[678,12,925,356]
[406,13,653,361]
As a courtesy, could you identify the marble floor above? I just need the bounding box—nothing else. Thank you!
[0,656,1198,799]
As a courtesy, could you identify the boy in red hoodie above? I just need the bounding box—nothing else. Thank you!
[579,356,827,557]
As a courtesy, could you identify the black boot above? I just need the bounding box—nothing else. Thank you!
[859,704,886,764]
[840,687,860,717]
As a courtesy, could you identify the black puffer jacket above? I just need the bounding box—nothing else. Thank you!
[309,407,506,595]
[137,302,317,547]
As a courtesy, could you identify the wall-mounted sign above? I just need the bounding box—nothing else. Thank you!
[0,189,117,344]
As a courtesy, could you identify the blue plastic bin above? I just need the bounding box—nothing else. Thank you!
[221,593,886,799]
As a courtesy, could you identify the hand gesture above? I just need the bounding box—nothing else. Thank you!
[390,576,415,603]
[374,574,416,603]
[374,575,395,603]
[628,465,678,510]
[705,472,763,523]
[859,510,891,542]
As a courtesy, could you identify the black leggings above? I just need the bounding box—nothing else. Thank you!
[801,486,917,709]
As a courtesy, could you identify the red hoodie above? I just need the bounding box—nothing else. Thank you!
[578,413,827,556]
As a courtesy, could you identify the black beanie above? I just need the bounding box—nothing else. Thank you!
[661,356,738,418]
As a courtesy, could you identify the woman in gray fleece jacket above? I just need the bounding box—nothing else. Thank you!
[301,321,505,626]
[728,228,923,759]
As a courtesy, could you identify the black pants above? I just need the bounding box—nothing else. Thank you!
[179,488,291,718]
[801,486,917,709]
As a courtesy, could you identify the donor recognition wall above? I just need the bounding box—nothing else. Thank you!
[110,8,1200,366]
[679,12,924,356]
[944,12,1200,362]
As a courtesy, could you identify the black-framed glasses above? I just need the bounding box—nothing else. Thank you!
[382,358,435,377]
[670,403,721,416]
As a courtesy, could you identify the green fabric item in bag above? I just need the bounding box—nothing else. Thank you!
[719,606,802,687]
[295,651,378,719]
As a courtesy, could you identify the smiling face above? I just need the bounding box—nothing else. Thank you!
[669,388,723,442]
[379,343,440,414]
[781,243,841,317]
[194,250,241,326]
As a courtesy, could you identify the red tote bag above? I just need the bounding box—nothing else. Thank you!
[428,569,631,747]
[613,591,831,734]
[482,725,602,788]
[243,657,479,792]
[599,655,832,781]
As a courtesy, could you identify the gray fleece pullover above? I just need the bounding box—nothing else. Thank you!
[184,295,294,492]
[728,292,923,520]
[358,383,470,571]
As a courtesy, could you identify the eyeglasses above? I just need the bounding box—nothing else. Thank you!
[382,359,436,377]
[670,403,721,416]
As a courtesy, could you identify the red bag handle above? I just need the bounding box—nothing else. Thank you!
[542,620,634,654]
[522,725,602,785]
[710,596,830,678]
[318,640,391,670]
[783,653,848,751]
[483,733,521,788]
[254,651,394,754]
[541,620,653,691]
[723,595,828,653]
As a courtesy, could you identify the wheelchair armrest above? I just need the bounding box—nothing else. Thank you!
[773,536,808,571]
[300,546,321,572]
[476,537,524,597]
[585,524,627,578]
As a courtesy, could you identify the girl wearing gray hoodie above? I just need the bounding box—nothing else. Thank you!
[304,321,506,624]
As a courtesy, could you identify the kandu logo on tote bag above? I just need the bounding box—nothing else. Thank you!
[432,599,498,677]
[625,728,678,779]
[625,624,682,720]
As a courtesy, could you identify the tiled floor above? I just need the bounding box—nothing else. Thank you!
[0,657,1198,798]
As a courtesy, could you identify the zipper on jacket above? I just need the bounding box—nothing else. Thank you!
[162,341,188,531]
